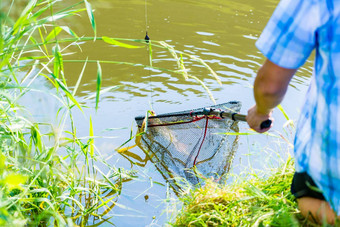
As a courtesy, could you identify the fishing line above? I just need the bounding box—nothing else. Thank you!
[145,0,149,33]
[144,0,153,108]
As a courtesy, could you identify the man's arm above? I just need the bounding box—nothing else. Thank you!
[246,59,297,133]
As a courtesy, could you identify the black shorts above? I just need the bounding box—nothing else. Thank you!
[291,172,326,200]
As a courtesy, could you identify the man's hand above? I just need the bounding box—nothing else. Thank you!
[247,59,296,133]
[246,105,273,133]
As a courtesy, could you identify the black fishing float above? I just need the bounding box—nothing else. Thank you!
[145,31,150,43]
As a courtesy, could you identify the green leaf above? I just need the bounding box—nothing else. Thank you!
[95,61,102,111]
[0,153,5,174]
[148,41,153,67]
[52,44,64,79]
[45,13,71,22]
[191,55,222,86]
[159,41,188,79]
[13,0,37,35]
[31,124,43,152]
[84,85,120,101]
[84,0,96,38]
[277,104,290,121]
[51,73,83,112]
[3,173,27,190]
[60,26,78,38]
[46,26,63,41]
[72,58,88,96]
[179,54,188,79]
[102,36,144,49]
[89,116,94,157]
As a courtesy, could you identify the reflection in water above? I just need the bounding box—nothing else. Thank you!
[71,188,117,226]
[131,102,241,194]
[69,179,134,227]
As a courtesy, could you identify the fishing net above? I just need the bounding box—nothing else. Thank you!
[135,101,241,190]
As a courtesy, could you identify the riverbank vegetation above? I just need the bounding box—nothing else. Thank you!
[0,0,133,225]
[0,0,224,225]
[172,157,305,226]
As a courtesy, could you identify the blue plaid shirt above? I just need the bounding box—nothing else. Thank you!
[256,0,340,214]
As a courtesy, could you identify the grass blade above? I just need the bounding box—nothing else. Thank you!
[95,61,102,111]
[72,57,88,96]
[12,0,37,35]
[159,41,188,79]
[148,41,153,67]
[89,115,94,157]
[51,73,83,112]
[102,36,144,49]
[53,44,64,80]
[84,85,120,101]
[277,104,289,121]
[84,0,96,39]
[191,55,222,86]
[179,53,188,79]
[60,26,78,38]
[46,26,63,42]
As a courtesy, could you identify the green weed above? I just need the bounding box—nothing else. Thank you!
[172,157,316,227]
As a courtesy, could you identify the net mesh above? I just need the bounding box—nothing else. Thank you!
[135,101,241,189]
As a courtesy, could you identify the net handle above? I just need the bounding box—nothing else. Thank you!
[135,108,271,130]
[210,109,271,130]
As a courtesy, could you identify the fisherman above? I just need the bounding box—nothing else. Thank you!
[246,0,340,224]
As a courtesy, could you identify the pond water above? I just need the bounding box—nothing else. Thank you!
[57,0,313,226]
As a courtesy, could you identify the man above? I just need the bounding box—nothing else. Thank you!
[246,0,340,224]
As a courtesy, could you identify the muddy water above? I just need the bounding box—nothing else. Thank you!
[62,0,313,226]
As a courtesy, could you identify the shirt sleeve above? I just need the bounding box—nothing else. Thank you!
[256,0,319,69]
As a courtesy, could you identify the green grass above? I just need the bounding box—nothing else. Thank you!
[172,157,318,227]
